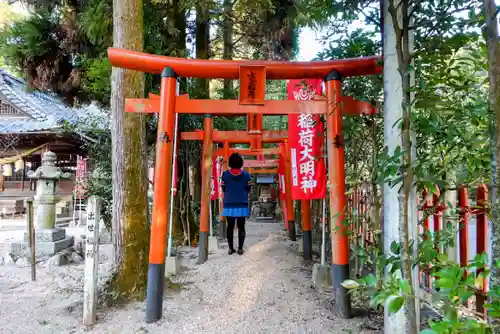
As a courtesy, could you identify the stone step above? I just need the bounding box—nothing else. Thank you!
[10,235,74,258]
[23,227,66,242]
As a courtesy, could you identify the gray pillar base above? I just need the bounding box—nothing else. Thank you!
[24,227,65,242]
[10,236,74,258]
[288,220,296,241]
[146,263,165,323]
[312,263,332,289]
[198,231,208,264]
[165,255,180,276]
[218,221,226,240]
[208,236,219,253]
[302,230,312,261]
[332,263,352,318]
[298,238,303,254]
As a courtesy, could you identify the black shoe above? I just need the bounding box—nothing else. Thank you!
[237,249,244,255]
[228,249,236,255]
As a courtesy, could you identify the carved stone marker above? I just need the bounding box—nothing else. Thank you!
[83,196,100,326]
[10,152,74,259]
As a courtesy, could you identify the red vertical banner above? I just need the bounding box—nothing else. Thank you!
[210,156,220,200]
[287,79,326,200]
[74,156,88,198]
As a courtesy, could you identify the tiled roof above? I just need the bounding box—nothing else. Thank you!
[0,69,108,134]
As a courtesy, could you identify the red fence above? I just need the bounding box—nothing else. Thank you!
[347,184,490,317]
[418,185,489,317]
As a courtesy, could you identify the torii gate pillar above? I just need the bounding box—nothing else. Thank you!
[145,68,177,323]
[325,70,351,318]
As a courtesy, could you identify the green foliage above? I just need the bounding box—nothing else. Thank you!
[81,56,112,105]
[414,42,490,188]
[78,0,112,48]
[61,112,113,228]
[0,2,26,29]
[0,12,59,64]
[345,242,499,333]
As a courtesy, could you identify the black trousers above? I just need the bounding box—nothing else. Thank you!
[226,217,246,250]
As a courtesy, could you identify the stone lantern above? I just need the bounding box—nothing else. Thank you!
[11,151,74,258]
[27,152,71,229]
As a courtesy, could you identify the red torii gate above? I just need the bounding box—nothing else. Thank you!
[108,47,381,323]
[130,93,378,242]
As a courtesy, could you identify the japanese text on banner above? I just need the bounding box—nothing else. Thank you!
[287,79,326,200]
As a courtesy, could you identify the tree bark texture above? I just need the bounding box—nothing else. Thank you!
[222,0,234,99]
[484,0,500,287]
[196,2,210,99]
[383,0,418,332]
[111,0,150,294]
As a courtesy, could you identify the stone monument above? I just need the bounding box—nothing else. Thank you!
[10,152,74,259]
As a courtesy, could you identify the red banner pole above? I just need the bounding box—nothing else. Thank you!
[301,200,312,260]
[325,70,351,318]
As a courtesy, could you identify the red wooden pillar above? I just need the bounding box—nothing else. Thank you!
[146,67,177,323]
[283,139,296,240]
[301,200,312,260]
[422,189,432,287]
[325,70,351,318]
[458,186,470,270]
[432,185,442,251]
[278,143,288,230]
[256,114,263,161]
[198,115,214,263]
[476,185,488,318]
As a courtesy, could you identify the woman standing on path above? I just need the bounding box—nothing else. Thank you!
[221,153,252,255]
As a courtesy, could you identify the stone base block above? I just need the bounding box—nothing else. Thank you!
[165,255,180,276]
[11,236,74,259]
[208,236,219,253]
[312,263,332,289]
[298,238,303,254]
[24,228,66,243]
[99,232,112,244]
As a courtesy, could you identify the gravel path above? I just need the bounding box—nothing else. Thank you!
[0,222,371,334]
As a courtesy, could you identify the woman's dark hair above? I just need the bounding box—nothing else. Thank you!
[228,153,244,169]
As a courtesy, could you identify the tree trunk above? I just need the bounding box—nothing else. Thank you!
[169,0,187,56]
[383,0,418,332]
[222,0,234,99]
[484,0,500,287]
[111,0,150,294]
[196,2,210,98]
[168,0,187,247]
[407,10,420,329]
[189,2,211,230]
[383,1,407,330]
